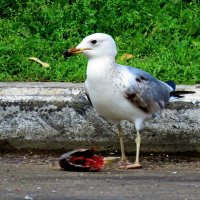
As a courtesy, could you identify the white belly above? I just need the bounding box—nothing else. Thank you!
[85,79,146,123]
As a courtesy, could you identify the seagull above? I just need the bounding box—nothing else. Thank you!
[64,33,194,169]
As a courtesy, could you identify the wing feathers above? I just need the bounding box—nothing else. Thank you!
[119,66,170,114]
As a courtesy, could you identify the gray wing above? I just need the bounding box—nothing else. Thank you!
[117,65,173,114]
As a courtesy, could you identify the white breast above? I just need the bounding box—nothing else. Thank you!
[85,58,148,123]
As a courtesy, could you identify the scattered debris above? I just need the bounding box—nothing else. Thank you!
[6,188,12,192]
[15,187,22,192]
[24,195,33,200]
[28,57,50,68]
[119,53,134,61]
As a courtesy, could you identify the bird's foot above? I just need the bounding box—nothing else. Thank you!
[124,162,142,169]
[116,159,132,169]
[118,161,142,170]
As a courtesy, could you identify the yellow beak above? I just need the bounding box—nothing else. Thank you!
[63,48,92,58]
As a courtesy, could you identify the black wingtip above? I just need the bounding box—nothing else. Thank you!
[166,80,176,91]
[170,90,196,98]
[166,80,196,98]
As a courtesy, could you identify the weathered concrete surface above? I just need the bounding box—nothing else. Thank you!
[0,82,199,153]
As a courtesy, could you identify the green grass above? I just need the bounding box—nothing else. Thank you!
[0,0,200,84]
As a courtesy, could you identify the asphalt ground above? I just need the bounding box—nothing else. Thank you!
[0,153,200,200]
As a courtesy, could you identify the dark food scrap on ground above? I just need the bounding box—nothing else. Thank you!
[59,148,104,172]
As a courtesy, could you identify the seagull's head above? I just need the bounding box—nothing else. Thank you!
[64,33,117,59]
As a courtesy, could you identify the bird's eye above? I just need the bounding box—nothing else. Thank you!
[91,40,97,44]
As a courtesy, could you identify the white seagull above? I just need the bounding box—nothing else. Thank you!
[64,33,194,169]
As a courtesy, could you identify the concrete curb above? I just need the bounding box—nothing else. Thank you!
[0,82,199,153]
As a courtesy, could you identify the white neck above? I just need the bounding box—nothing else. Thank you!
[86,56,116,81]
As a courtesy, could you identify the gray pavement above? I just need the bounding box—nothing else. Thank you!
[0,154,200,200]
